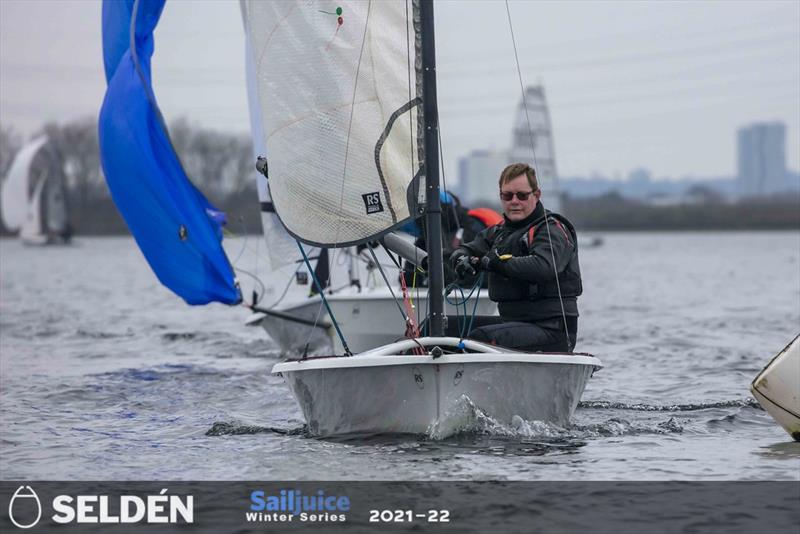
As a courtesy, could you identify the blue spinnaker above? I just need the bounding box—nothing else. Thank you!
[99,0,241,305]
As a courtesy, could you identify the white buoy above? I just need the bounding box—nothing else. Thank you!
[751,335,800,441]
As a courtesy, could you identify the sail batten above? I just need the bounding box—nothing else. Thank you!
[243,0,425,248]
[99,0,240,305]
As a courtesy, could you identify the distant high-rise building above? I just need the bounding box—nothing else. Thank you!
[457,149,509,206]
[737,122,787,197]
[509,86,562,212]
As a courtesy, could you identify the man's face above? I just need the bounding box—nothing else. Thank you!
[500,173,540,222]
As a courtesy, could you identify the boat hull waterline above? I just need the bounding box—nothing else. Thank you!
[272,337,602,438]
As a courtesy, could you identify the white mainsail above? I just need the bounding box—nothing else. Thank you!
[1,136,48,232]
[241,0,346,308]
[19,173,46,242]
[242,15,300,272]
[239,1,497,355]
[242,0,425,247]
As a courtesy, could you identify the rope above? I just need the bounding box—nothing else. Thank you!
[367,247,410,322]
[411,269,421,327]
[298,242,352,356]
[223,214,305,310]
[259,262,303,309]
[366,247,426,354]
[444,273,483,339]
[462,273,484,342]
[223,222,302,310]
[505,0,571,349]
[398,270,424,354]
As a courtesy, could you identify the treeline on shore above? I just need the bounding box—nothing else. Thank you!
[42,189,262,236]
[563,194,800,231]
[0,118,260,236]
[1,119,798,237]
[3,189,797,237]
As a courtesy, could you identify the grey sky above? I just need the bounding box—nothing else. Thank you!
[1,0,798,183]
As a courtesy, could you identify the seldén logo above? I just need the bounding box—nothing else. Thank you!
[7,486,193,528]
[8,486,42,529]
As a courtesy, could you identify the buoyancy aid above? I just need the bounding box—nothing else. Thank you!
[467,207,504,228]
[487,211,582,320]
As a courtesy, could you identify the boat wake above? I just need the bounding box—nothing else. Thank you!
[205,396,728,442]
[205,421,306,437]
[427,396,686,441]
[579,398,761,412]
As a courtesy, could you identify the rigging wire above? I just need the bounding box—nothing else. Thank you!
[367,247,410,323]
[253,213,261,305]
[505,0,571,349]
[298,242,352,356]
[229,215,250,265]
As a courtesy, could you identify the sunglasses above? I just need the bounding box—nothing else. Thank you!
[499,190,535,201]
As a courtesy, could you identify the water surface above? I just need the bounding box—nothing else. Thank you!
[1,232,798,480]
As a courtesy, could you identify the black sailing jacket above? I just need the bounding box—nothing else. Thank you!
[453,202,582,321]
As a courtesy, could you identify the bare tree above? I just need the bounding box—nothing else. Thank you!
[0,125,22,179]
[42,118,103,208]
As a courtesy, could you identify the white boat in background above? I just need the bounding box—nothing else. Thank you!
[1,135,71,246]
[242,0,602,437]
[255,285,497,355]
[751,335,800,441]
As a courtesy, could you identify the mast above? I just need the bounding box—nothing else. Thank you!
[420,0,445,337]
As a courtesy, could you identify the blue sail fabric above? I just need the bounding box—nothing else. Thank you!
[99,0,240,305]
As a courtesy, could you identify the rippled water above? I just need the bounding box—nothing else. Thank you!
[1,232,798,480]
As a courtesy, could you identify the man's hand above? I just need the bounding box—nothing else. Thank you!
[454,254,477,278]
[479,250,505,273]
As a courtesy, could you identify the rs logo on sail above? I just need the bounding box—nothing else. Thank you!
[362,192,384,214]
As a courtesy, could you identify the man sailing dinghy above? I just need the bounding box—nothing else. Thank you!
[243,0,602,437]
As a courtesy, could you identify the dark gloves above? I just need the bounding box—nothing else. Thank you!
[479,250,506,273]
[454,254,476,278]
[451,250,478,280]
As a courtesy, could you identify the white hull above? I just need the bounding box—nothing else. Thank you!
[273,337,601,438]
[19,230,71,247]
[257,288,497,355]
[751,335,800,441]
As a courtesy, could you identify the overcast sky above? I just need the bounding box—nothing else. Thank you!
[1,0,798,183]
